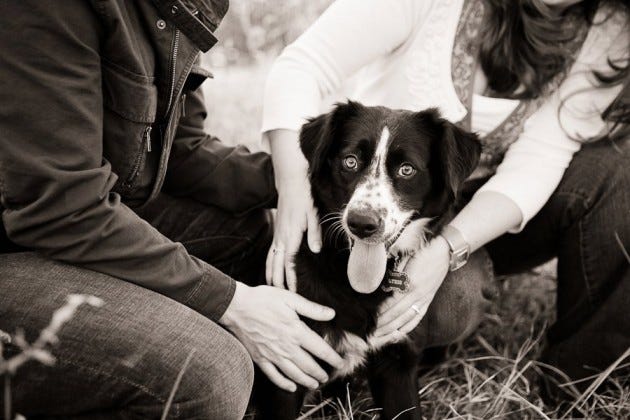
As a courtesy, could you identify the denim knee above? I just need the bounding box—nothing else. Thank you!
[165,327,254,420]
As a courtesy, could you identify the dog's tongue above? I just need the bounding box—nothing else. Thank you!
[347,242,387,294]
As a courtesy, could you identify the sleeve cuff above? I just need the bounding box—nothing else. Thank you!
[184,260,237,321]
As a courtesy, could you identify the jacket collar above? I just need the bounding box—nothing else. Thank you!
[151,0,229,52]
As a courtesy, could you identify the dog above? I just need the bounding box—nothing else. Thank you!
[254,101,481,420]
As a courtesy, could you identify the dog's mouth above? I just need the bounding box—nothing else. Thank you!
[343,218,412,294]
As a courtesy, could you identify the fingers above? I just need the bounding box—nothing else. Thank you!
[277,358,320,390]
[285,253,298,293]
[375,303,419,337]
[271,247,286,289]
[306,207,322,253]
[377,294,415,329]
[300,325,344,369]
[369,329,407,348]
[265,246,274,285]
[291,348,329,384]
[399,307,426,334]
[287,293,336,321]
[258,361,296,392]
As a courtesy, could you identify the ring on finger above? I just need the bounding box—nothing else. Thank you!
[410,304,423,315]
[272,247,285,255]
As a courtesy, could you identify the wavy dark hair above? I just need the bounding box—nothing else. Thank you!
[479,0,629,93]
[480,0,629,139]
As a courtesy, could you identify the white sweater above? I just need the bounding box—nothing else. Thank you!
[262,0,628,231]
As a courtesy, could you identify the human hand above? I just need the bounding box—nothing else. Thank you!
[219,283,344,392]
[266,175,322,292]
[372,236,450,345]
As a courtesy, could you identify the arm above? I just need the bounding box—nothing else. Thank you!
[0,3,344,392]
[0,1,233,320]
[262,0,430,133]
[375,10,629,337]
[263,0,432,289]
[164,80,277,216]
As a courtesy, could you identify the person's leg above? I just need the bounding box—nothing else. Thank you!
[486,139,630,386]
[0,252,253,419]
[414,249,499,349]
[134,193,272,286]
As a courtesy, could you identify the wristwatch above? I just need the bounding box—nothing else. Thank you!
[440,225,470,271]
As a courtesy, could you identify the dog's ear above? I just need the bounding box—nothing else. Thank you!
[419,109,481,198]
[300,101,362,177]
[439,119,481,196]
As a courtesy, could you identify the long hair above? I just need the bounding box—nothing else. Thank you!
[479,0,629,138]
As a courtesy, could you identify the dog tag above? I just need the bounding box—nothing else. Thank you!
[381,270,409,293]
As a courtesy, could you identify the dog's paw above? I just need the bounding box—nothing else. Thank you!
[388,218,431,259]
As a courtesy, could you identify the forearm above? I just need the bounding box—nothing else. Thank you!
[449,191,523,253]
[266,129,309,189]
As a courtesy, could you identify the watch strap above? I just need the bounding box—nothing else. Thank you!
[440,225,470,271]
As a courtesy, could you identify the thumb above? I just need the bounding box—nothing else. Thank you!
[286,292,335,321]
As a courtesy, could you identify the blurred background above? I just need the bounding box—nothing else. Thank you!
[201,0,334,150]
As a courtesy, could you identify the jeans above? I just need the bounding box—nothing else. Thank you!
[486,139,630,387]
[0,194,273,419]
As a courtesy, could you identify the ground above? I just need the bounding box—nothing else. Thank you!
[203,62,629,420]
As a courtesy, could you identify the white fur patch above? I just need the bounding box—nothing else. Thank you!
[326,330,406,379]
[388,218,432,259]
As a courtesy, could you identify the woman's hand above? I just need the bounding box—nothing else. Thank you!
[372,236,451,345]
[265,129,322,292]
[266,177,321,291]
[220,283,344,392]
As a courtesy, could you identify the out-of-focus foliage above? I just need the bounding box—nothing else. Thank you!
[207,0,333,66]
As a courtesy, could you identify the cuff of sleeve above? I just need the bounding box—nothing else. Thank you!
[184,262,236,321]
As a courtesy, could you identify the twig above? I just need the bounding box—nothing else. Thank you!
[161,348,196,420]
[4,374,10,420]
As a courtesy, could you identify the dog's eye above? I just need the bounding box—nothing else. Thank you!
[397,163,416,178]
[342,155,359,171]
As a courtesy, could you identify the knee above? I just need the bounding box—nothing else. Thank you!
[424,250,498,345]
[170,329,254,419]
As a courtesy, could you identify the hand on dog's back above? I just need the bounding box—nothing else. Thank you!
[219,282,344,392]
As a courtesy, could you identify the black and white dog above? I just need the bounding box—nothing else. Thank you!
[254,102,481,420]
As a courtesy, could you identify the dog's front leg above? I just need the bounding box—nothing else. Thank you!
[252,366,307,420]
[367,342,421,420]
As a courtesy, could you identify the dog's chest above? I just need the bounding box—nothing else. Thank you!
[324,331,385,379]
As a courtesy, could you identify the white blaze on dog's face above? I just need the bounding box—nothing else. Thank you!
[342,126,414,244]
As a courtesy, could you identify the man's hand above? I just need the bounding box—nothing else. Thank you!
[372,236,450,345]
[219,283,344,392]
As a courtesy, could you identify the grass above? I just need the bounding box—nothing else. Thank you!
[203,61,630,419]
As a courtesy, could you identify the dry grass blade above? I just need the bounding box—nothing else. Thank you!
[297,399,333,420]
[160,348,196,420]
[560,347,630,419]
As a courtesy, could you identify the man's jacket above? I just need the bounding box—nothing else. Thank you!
[0,0,276,320]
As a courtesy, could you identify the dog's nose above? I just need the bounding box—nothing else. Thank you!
[347,210,382,238]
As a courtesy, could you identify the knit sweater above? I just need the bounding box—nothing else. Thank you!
[262,0,628,231]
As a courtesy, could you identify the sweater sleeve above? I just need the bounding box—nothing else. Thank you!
[262,0,433,133]
[476,10,629,232]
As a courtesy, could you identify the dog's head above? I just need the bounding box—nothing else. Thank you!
[300,102,480,292]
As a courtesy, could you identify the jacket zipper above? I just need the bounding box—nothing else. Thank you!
[145,126,152,152]
[165,29,180,116]
[181,94,186,118]
[124,126,152,187]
